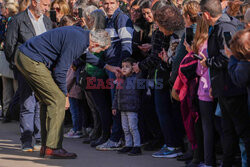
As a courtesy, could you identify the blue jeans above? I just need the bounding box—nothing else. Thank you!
[69,97,83,132]
[17,70,40,145]
[121,112,140,147]
[106,70,122,142]
[154,89,184,147]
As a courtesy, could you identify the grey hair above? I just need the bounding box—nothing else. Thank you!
[90,29,111,48]
[245,8,250,24]
[89,9,106,30]
[83,5,98,19]
[35,0,40,3]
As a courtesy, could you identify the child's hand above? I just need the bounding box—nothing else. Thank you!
[112,109,117,116]
[65,97,70,110]
[209,88,213,99]
[200,52,207,68]
[184,40,192,53]
[133,63,140,73]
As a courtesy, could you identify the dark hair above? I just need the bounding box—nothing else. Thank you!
[139,0,152,9]
[122,57,136,65]
[59,15,76,27]
[151,0,172,12]
[154,5,185,31]
[200,0,222,18]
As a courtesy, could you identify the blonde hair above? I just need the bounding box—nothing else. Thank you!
[227,0,243,17]
[51,0,70,15]
[192,15,209,54]
[19,0,30,12]
[5,2,19,16]
[230,29,250,60]
[183,1,200,23]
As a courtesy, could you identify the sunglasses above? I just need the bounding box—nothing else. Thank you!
[52,7,60,13]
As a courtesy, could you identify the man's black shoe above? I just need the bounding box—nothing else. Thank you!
[128,147,142,156]
[117,147,133,154]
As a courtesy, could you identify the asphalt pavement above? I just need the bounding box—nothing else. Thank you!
[0,121,185,167]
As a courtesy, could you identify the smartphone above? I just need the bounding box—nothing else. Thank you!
[185,27,194,46]
[78,8,83,18]
[50,10,57,22]
[193,54,203,60]
[223,32,232,48]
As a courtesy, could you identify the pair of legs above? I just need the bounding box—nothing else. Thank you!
[15,69,41,148]
[1,76,17,117]
[154,89,184,148]
[15,52,65,149]
[218,94,250,167]
[85,89,111,139]
[121,112,140,147]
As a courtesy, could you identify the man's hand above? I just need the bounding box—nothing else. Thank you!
[158,48,168,63]
[65,96,70,110]
[138,43,152,53]
[133,63,140,73]
[105,64,122,76]
[224,44,233,58]
[71,65,77,71]
[112,109,117,116]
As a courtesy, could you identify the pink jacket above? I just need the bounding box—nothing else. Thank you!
[66,68,82,99]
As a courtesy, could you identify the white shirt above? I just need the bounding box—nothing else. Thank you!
[27,9,47,36]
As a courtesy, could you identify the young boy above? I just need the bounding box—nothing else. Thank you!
[112,57,142,156]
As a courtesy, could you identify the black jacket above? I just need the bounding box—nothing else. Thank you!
[112,74,142,112]
[4,9,52,65]
[206,13,246,98]
[228,56,250,110]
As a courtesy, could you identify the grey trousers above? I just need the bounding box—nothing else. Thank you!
[2,76,18,116]
[121,112,140,147]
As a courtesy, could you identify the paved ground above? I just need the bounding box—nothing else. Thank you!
[0,122,185,167]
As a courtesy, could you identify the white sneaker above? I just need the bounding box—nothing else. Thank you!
[96,139,123,151]
[64,129,83,139]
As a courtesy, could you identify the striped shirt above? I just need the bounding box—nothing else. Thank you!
[104,8,134,66]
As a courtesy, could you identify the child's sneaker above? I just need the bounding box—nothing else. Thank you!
[117,146,133,154]
[64,129,83,139]
[96,139,123,151]
[152,145,182,158]
[128,147,142,156]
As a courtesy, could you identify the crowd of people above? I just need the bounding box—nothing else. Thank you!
[0,0,249,166]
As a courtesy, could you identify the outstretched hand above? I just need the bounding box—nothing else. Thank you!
[105,64,122,76]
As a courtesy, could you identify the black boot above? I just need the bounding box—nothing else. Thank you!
[117,147,133,154]
[90,136,109,147]
[128,147,142,156]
